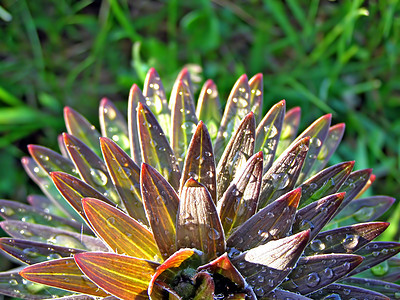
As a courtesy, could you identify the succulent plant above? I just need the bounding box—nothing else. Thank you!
[0,68,399,300]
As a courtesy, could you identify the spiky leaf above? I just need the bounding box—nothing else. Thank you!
[128,84,146,164]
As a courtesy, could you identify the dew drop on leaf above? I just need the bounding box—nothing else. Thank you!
[310,239,326,251]
[90,168,108,186]
[342,234,359,250]
[0,206,15,216]
[306,272,321,287]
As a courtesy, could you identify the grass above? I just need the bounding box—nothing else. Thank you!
[0,0,399,269]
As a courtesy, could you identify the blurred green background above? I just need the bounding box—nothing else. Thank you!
[0,0,399,272]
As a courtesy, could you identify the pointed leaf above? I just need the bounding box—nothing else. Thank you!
[0,200,86,233]
[305,222,389,256]
[148,248,202,295]
[20,257,108,297]
[75,252,159,299]
[227,188,301,251]
[259,137,310,208]
[128,84,146,164]
[99,98,130,152]
[177,179,225,262]
[141,163,179,259]
[356,173,376,199]
[308,283,389,300]
[64,107,102,157]
[335,196,395,226]
[295,114,332,183]
[265,289,312,299]
[63,133,120,204]
[0,271,71,299]
[28,144,76,175]
[177,67,194,96]
[280,254,363,295]
[214,75,251,159]
[292,193,345,241]
[143,68,170,137]
[100,137,148,224]
[0,238,85,264]
[82,197,160,260]
[216,112,255,200]
[180,121,217,202]
[311,123,345,174]
[276,106,301,156]
[22,157,75,218]
[231,230,310,294]
[255,100,285,172]
[218,152,263,235]
[51,171,114,221]
[348,242,400,276]
[170,80,199,168]
[1,220,107,251]
[248,73,263,123]
[298,161,354,208]
[151,281,181,300]
[193,272,215,300]
[137,102,181,190]
[339,277,399,299]
[196,79,221,140]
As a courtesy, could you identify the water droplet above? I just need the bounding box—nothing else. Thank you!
[255,286,265,296]
[107,217,116,225]
[208,228,220,240]
[264,125,278,138]
[323,267,334,279]
[343,289,351,295]
[48,235,84,249]
[271,173,290,190]
[354,206,374,222]
[90,168,108,186]
[371,260,389,276]
[267,211,275,218]
[306,272,321,287]
[0,206,15,216]
[23,247,40,258]
[232,188,240,197]
[342,234,359,250]
[47,253,62,260]
[310,239,326,251]
[9,279,18,286]
[311,137,322,148]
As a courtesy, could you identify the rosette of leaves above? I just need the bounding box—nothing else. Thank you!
[0,68,399,299]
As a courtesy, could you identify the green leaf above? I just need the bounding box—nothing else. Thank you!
[20,257,109,297]
[64,107,102,157]
[0,271,71,299]
[276,106,301,156]
[305,222,389,256]
[128,84,146,165]
[214,74,252,160]
[308,283,390,300]
[231,230,310,294]
[27,195,64,217]
[100,137,148,225]
[28,144,76,175]
[0,200,86,233]
[75,252,159,299]
[180,121,217,203]
[143,68,170,138]
[0,238,85,264]
[99,98,130,153]
[193,272,215,300]
[294,114,332,183]
[170,80,198,168]
[137,102,181,190]
[310,123,345,174]
[141,163,179,260]
[218,152,263,235]
[248,73,263,123]
[227,188,301,251]
[298,161,354,208]
[176,68,194,96]
[51,171,114,221]
[259,137,310,208]
[216,112,255,200]
[255,100,285,173]
[177,179,225,262]
[292,193,345,241]
[63,133,120,204]
[196,79,221,140]
[1,220,107,251]
[280,254,363,295]
[349,241,400,276]
[82,198,161,261]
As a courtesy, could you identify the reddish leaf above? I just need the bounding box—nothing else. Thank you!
[82,198,160,260]
[128,84,146,164]
[248,73,263,122]
[20,257,109,297]
[180,121,217,203]
[141,163,179,259]
[308,283,389,300]
[276,106,301,156]
[176,179,225,262]
[75,252,159,299]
